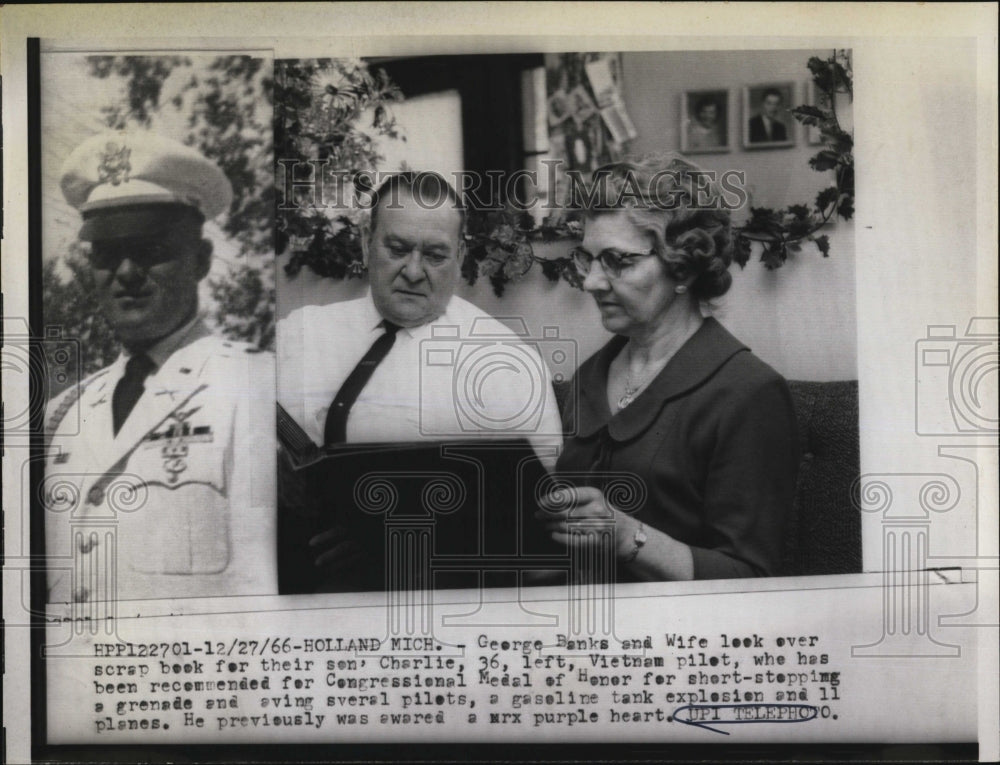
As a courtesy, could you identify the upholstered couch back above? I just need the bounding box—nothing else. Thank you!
[783,380,861,576]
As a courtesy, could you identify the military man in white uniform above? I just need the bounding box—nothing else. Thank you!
[45,132,277,606]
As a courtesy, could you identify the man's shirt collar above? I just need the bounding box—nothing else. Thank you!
[123,312,205,371]
[363,289,454,338]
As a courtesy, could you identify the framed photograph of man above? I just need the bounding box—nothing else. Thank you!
[680,89,730,153]
[742,81,796,148]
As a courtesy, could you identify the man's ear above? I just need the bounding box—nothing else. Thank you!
[195,238,213,280]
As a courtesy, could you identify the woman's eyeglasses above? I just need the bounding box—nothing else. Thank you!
[569,246,656,279]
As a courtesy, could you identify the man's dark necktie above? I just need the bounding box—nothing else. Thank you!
[323,321,401,445]
[112,353,155,435]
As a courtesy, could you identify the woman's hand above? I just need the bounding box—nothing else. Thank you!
[535,485,640,559]
[535,485,694,581]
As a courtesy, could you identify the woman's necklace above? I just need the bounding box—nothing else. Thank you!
[617,382,641,411]
[617,345,670,410]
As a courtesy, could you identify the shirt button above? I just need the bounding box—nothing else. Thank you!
[78,535,98,554]
[87,486,104,505]
[73,587,89,603]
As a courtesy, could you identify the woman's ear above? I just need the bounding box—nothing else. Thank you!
[664,258,690,284]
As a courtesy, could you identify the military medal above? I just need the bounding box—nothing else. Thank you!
[162,441,189,483]
[158,406,204,482]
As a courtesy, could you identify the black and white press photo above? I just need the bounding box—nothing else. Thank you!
[39,50,279,603]
[4,6,994,761]
[272,50,859,595]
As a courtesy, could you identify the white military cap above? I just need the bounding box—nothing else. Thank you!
[60,131,233,240]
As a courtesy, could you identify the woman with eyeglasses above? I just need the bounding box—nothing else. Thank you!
[537,155,799,581]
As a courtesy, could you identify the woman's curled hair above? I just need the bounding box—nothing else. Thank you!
[581,154,734,300]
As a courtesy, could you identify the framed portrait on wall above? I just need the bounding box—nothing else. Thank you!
[680,88,730,153]
[742,81,796,148]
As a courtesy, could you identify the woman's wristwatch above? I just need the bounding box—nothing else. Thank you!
[624,522,647,564]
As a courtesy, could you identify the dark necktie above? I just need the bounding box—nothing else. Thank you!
[112,353,155,435]
[323,321,401,445]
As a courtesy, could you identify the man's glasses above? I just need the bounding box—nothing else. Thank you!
[85,240,177,271]
[569,246,656,279]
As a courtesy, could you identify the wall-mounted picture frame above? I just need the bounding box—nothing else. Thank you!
[742,81,796,149]
[680,89,730,153]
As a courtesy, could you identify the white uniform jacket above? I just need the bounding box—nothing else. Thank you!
[44,320,277,605]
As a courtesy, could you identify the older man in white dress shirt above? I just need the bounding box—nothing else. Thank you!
[276,172,564,590]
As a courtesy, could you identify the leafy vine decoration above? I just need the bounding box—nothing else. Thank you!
[276,58,405,281]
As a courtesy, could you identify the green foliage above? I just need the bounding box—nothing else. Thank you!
[42,246,120,395]
[88,56,191,128]
[462,209,583,297]
[275,58,404,280]
[180,57,275,258]
[208,259,275,350]
[734,50,855,269]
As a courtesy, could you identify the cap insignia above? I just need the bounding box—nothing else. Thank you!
[98,142,132,186]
